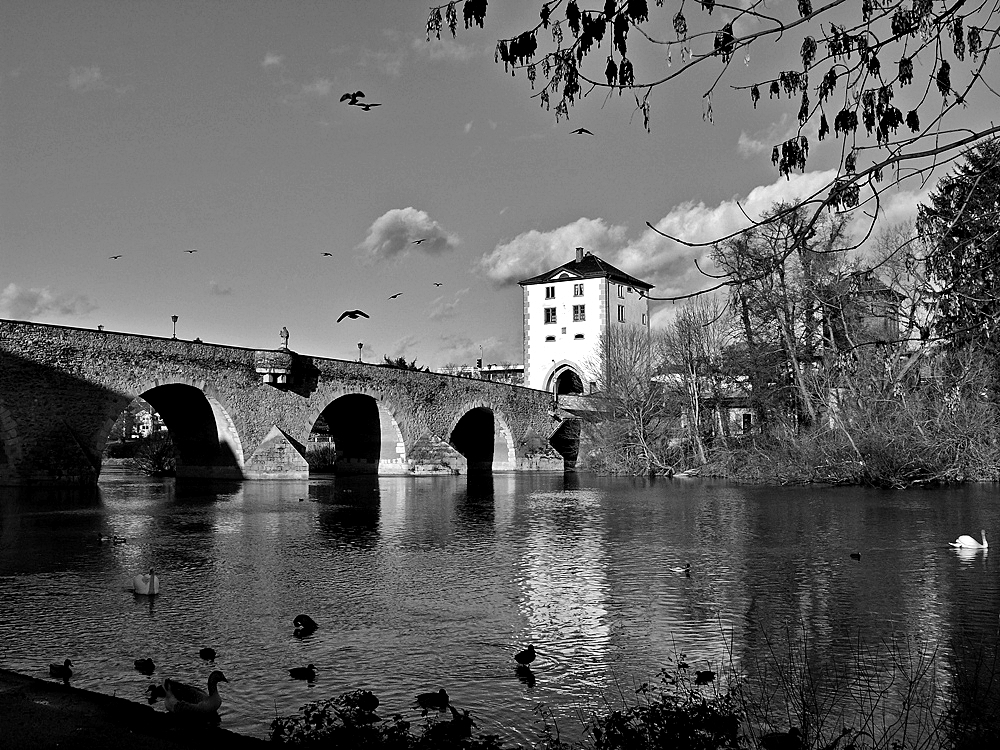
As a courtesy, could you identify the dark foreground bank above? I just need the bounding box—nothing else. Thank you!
[0,669,266,750]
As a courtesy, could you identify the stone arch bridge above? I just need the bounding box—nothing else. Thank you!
[0,320,580,485]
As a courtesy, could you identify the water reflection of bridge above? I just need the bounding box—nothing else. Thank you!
[0,319,581,485]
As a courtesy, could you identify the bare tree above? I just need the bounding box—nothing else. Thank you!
[713,202,852,428]
[585,324,677,474]
[658,295,736,463]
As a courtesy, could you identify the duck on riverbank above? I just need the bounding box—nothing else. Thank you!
[163,670,228,716]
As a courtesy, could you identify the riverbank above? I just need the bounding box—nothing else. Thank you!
[0,669,266,749]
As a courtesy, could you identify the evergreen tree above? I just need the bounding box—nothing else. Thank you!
[920,138,1000,354]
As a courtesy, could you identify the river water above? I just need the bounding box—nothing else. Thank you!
[1,473,997,745]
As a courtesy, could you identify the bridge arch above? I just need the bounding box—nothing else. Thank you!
[447,401,516,473]
[543,360,587,396]
[309,390,406,475]
[106,379,245,479]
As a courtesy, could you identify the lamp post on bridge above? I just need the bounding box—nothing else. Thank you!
[357,341,363,362]
[171,315,178,339]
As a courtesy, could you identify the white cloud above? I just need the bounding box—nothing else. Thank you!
[478,217,629,287]
[357,207,460,262]
[737,113,820,159]
[464,121,473,134]
[68,66,107,93]
[414,37,479,63]
[479,170,841,300]
[429,288,469,320]
[300,78,334,97]
[361,48,405,77]
[0,283,97,319]
[262,52,284,68]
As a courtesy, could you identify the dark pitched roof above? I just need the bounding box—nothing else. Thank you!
[518,252,654,290]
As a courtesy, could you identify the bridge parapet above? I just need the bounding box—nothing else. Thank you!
[0,319,574,485]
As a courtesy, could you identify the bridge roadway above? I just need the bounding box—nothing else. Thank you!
[0,319,579,485]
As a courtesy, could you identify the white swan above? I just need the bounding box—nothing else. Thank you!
[950,529,988,549]
[132,568,159,595]
[163,670,228,715]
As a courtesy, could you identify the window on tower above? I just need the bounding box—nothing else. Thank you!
[545,286,555,299]
[544,307,557,324]
[572,304,585,321]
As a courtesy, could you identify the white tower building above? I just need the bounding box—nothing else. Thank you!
[519,248,653,395]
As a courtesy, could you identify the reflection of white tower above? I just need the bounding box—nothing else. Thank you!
[517,490,610,662]
[519,248,652,396]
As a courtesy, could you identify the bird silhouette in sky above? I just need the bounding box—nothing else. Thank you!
[388,293,402,299]
[412,238,428,244]
[340,90,365,104]
[109,255,122,260]
[337,309,369,323]
[571,127,594,135]
[184,249,197,254]
[433,282,443,286]
[322,252,333,256]
[354,102,381,111]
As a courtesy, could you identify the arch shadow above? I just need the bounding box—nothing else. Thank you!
[104,382,245,480]
[310,393,406,475]
[448,404,516,474]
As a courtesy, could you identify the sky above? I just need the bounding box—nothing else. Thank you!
[0,1,949,369]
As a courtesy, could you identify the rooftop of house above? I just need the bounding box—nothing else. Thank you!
[518,250,654,290]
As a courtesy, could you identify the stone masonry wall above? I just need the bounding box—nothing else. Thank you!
[0,319,569,484]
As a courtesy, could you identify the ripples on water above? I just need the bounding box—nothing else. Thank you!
[0,474,997,745]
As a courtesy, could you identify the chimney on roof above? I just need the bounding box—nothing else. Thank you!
[575,246,584,263]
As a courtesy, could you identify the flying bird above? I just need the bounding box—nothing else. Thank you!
[412,238,428,244]
[337,309,369,323]
[433,282,443,286]
[388,293,403,300]
[322,252,333,256]
[340,90,365,104]
[354,102,381,111]
[184,249,198,254]
[109,255,122,260]
[571,127,594,135]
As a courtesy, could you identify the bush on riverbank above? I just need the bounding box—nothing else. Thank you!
[269,689,504,748]
[126,433,176,476]
[306,445,337,473]
[269,634,998,750]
